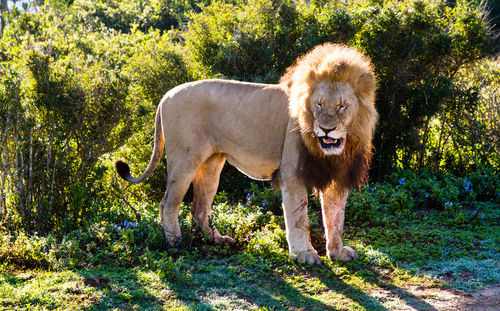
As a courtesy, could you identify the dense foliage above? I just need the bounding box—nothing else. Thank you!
[184,0,497,176]
[0,3,498,308]
[0,0,498,248]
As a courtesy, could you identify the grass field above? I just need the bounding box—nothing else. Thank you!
[1,197,498,310]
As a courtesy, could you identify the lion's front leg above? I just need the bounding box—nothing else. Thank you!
[321,188,358,261]
[281,179,322,265]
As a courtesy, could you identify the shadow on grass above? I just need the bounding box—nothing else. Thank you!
[71,260,335,310]
[366,266,439,311]
[71,256,439,310]
[157,257,339,310]
[75,267,170,310]
[152,255,440,310]
[69,245,439,310]
[311,272,388,310]
[312,263,439,311]
[72,258,393,310]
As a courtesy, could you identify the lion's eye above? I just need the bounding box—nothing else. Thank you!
[315,102,322,110]
[338,100,348,112]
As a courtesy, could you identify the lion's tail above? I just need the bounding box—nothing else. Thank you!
[115,105,164,183]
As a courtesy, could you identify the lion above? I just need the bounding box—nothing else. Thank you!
[116,43,378,264]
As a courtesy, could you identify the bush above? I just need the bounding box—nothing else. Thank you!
[184,0,302,82]
[354,0,494,176]
[0,233,52,269]
[184,0,494,177]
[246,223,288,260]
[346,169,499,227]
[0,49,136,233]
[0,7,192,233]
[426,59,500,173]
[246,183,283,216]
[65,0,184,33]
[210,201,276,246]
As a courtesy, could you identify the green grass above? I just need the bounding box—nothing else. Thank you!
[0,185,498,310]
[0,256,441,310]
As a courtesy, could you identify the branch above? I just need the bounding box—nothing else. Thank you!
[111,173,141,223]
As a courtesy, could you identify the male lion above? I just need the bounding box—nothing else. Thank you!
[116,43,378,264]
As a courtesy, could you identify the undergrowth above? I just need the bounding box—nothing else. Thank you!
[0,170,498,309]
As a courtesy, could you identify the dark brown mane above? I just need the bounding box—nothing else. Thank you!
[296,138,372,192]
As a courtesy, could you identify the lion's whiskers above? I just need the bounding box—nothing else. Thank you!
[288,125,301,133]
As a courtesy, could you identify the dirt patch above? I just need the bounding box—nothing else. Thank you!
[457,285,500,311]
[374,284,500,310]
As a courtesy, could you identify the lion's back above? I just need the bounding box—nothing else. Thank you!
[159,79,291,179]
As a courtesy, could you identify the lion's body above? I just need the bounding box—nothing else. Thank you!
[116,44,378,264]
[162,80,289,181]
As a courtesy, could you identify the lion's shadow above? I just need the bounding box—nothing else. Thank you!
[158,256,440,311]
[73,253,439,310]
[313,265,440,311]
[153,256,387,310]
[158,257,338,310]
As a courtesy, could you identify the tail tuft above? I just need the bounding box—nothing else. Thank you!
[115,160,131,181]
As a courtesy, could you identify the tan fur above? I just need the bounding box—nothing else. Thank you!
[116,43,378,264]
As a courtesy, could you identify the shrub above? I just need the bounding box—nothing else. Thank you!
[184,0,302,82]
[425,59,500,173]
[0,233,52,269]
[0,48,136,233]
[184,0,494,177]
[354,0,494,176]
[0,6,192,233]
[66,0,183,33]
[246,223,288,260]
[210,201,275,246]
[246,183,283,216]
[346,169,499,227]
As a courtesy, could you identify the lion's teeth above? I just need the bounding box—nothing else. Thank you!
[322,137,338,145]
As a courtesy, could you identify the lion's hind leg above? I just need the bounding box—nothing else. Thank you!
[160,152,207,247]
[192,153,234,246]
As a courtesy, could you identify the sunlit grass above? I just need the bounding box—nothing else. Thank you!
[0,183,497,310]
[0,244,462,310]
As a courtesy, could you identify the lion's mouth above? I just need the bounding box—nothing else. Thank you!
[318,136,345,155]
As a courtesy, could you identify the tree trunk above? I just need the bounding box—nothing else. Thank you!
[0,0,8,38]
[0,115,9,222]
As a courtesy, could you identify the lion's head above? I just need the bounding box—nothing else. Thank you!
[280,43,378,191]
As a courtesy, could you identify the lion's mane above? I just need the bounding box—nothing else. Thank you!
[280,43,378,191]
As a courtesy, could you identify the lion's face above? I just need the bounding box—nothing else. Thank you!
[282,43,378,164]
[309,81,359,156]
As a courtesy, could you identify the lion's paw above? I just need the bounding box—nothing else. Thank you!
[164,233,182,247]
[296,250,322,265]
[328,246,358,261]
[213,235,235,246]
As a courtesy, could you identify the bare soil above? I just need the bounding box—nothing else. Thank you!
[382,284,500,311]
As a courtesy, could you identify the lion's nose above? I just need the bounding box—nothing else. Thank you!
[319,125,337,134]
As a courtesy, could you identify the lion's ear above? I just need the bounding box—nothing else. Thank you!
[357,72,375,90]
[356,72,376,100]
